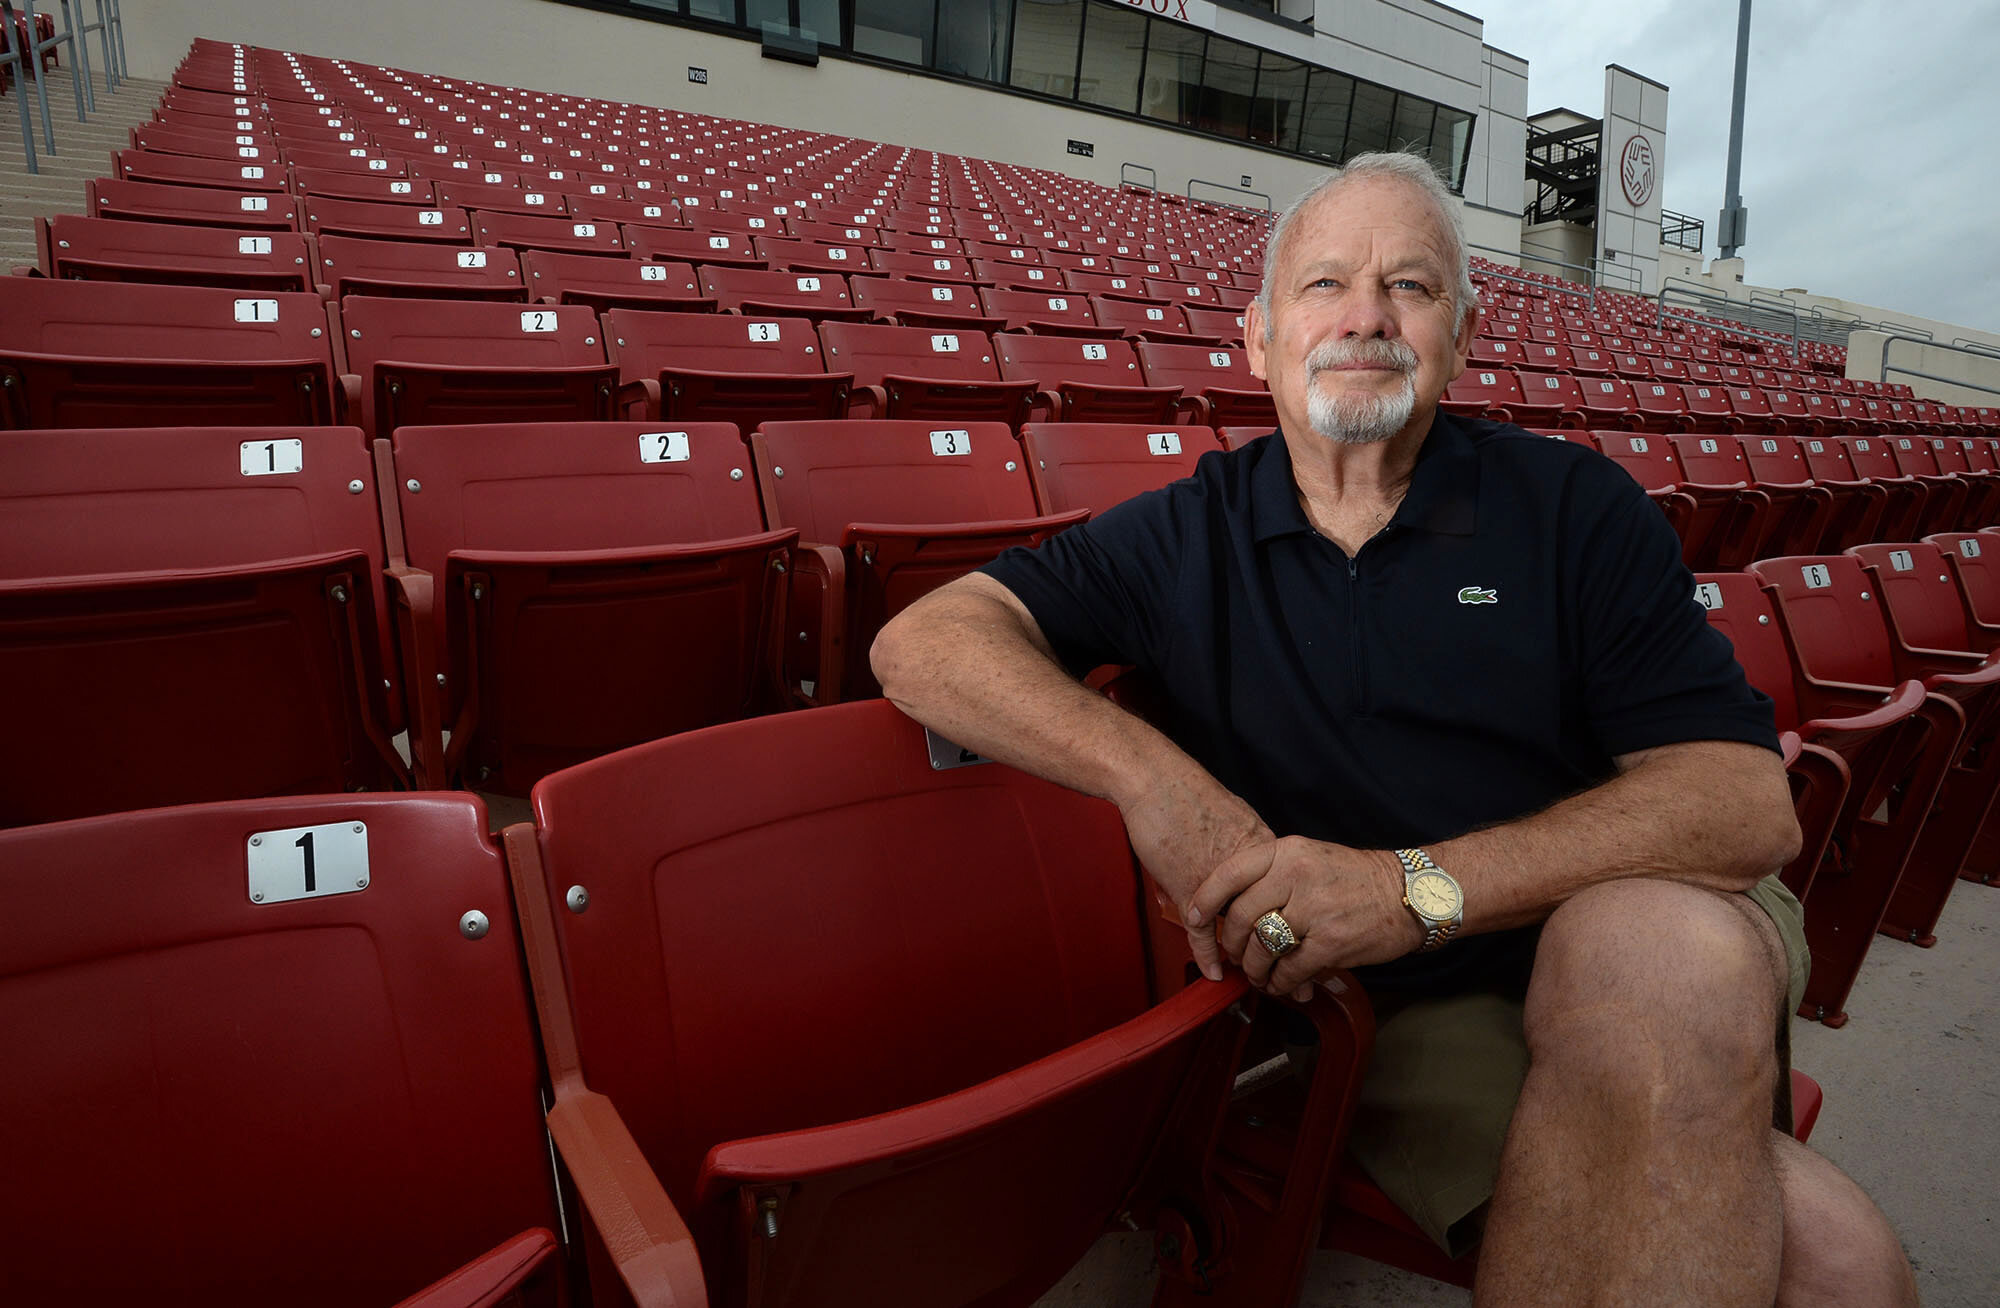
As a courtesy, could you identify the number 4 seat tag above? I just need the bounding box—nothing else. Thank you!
[247,821,369,904]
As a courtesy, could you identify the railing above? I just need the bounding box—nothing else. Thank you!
[1950,337,2000,360]
[1467,242,1602,306]
[1186,177,1271,213]
[1661,208,1704,253]
[1876,334,2000,401]
[1468,252,1596,311]
[1118,163,1156,192]
[1655,277,1798,350]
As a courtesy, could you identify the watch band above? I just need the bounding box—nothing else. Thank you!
[1395,847,1462,952]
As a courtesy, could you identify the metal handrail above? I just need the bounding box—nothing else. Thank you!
[1655,276,1798,349]
[1950,337,2000,359]
[0,4,35,172]
[100,0,119,80]
[1119,163,1156,192]
[1186,177,1271,213]
[1469,256,1595,311]
[1659,307,1795,352]
[1876,334,2000,401]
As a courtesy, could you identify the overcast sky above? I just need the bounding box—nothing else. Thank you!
[1469,0,2000,336]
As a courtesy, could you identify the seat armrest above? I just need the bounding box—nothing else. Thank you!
[385,562,446,789]
[790,543,847,707]
[846,383,888,420]
[390,1228,559,1308]
[618,377,662,420]
[338,372,362,425]
[548,1088,710,1308]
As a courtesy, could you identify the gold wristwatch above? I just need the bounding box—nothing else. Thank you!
[1395,848,1464,952]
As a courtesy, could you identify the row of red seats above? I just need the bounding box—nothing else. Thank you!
[0,698,1374,1307]
[1453,367,1993,438]
[1695,539,2000,1027]
[0,420,1250,824]
[0,278,1276,437]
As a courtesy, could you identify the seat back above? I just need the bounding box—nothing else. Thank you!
[1741,433,1813,485]
[1748,555,1901,688]
[1020,423,1222,516]
[1800,436,1862,482]
[315,234,525,300]
[38,214,313,292]
[699,266,859,316]
[1088,295,1196,339]
[995,331,1147,390]
[333,295,613,438]
[474,209,629,256]
[293,166,439,205]
[848,273,997,327]
[977,287,1102,333]
[520,248,708,312]
[1683,383,1736,427]
[1444,367,1528,416]
[525,700,1207,1305]
[625,224,766,267]
[0,278,339,429]
[1848,542,1974,654]
[753,419,1042,542]
[1690,573,1803,732]
[1632,380,1692,426]
[1930,531,2000,627]
[1134,341,1273,420]
[88,176,303,231]
[1592,431,1685,491]
[388,422,791,791]
[867,248,980,283]
[1182,303,1248,344]
[0,793,559,1304]
[970,257,1066,290]
[819,320,1005,388]
[305,195,474,243]
[1670,434,1752,486]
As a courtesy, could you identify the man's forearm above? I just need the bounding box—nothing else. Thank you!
[1431,740,1802,935]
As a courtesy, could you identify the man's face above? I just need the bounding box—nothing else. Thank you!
[1245,175,1476,445]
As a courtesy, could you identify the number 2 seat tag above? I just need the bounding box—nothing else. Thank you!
[639,431,690,464]
[520,310,557,332]
[247,821,369,905]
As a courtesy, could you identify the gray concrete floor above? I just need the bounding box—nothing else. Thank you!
[1030,879,2000,1307]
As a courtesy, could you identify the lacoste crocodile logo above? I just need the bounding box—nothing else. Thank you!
[1458,587,1499,605]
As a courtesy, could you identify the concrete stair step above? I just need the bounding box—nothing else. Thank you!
[1,69,167,258]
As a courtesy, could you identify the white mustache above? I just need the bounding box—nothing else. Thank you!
[1306,338,1420,375]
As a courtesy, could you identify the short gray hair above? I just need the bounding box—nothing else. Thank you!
[1254,151,1479,340]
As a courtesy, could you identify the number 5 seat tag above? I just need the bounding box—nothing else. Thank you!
[247,821,369,905]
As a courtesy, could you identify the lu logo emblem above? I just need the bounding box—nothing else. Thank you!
[1458,586,1499,605]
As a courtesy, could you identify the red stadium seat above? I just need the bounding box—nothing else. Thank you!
[473,210,628,257]
[306,196,475,244]
[624,224,768,268]
[0,426,406,824]
[849,274,1005,330]
[1135,341,1276,426]
[33,214,314,292]
[87,176,303,232]
[976,287,1112,335]
[1836,437,1930,542]
[1667,435,1775,568]
[1182,303,1250,346]
[507,698,1365,1308]
[818,321,1037,425]
[0,279,342,429]
[994,333,1182,424]
[1630,380,1694,432]
[867,248,982,284]
[1736,435,1837,557]
[969,257,1067,290]
[1442,367,1560,427]
[381,422,798,793]
[698,266,869,321]
[113,147,291,192]
[603,308,850,429]
[1696,570,1952,1026]
[754,235,874,275]
[1882,436,1974,535]
[1019,423,1223,516]
[1752,554,1995,952]
[520,248,712,312]
[1573,375,1642,429]
[330,295,617,440]
[0,792,590,1305]
[751,421,1086,701]
[290,166,440,206]
[1088,295,1208,344]
[314,235,526,301]
[437,180,573,217]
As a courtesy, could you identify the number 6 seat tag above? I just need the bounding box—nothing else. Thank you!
[247,821,369,905]
[929,429,970,456]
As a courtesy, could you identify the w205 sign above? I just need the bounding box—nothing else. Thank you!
[1124,0,1194,18]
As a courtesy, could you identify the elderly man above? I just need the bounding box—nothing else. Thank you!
[870,152,1915,1305]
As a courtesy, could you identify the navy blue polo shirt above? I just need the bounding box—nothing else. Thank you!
[981,411,1778,994]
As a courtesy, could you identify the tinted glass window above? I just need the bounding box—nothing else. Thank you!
[853,0,935,64]
[1010,0,1083,99]
[1140,21,1205,126]
[1345,82,1396,155]
[1077,2,1145,114]
[1252,52,1308,149]
[1196,35,1259,140]
[936,0,1011,80]
[1299,68,1353,161]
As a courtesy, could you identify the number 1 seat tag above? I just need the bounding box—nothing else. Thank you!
[640,431,691,464]
[233,299,279,323]
[240,438,303,476]
[247,821,369,905]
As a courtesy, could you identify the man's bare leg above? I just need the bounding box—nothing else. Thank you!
[1474,879,1788,1306]
[1773,1133,1919,1307]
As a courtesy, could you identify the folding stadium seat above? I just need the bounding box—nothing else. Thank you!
[604,308,850,430]
[973,287,1108,336]
[1019,423,1224,517]
[751,421,1087,700]
[1511,370,1591,428]
[86,177,304,233]
[1514,340,1573,373]
[749,235,870,275]
[1088,296,1205,344]
[697,266,868,321]
[1753,554,2000,952]
[970,257,1067,290]
[818,322,1037,426]
[788,217,885,247]
[1468,338,1528,370]
[330,295,616,440]
[849,274,1005,330]
[1629,380,1695,432]
[436,180,572,217]
[1667,435,1779,563]
[467,209,625,258]
[1679,383,1743,434]
[1736,435,1837,557]
[1064,269,1161,301]
[129,122,280,163]
[1591,433,1749,568]
[309,235,522,301]
[514,248,705,312]
[1795,436,1892,550]
[1836,436,1932,541]
[305,195,474,244]
[0,279,343,429]
[1183,303,1249,346]
[995,334,1182,424]
[1926,438,2000,525]
[623,223,765,268]
[867,248,982,286]
[0,426,406,825]
[1442,368,1562,428]
[505,698,1365,1308]
[32,215,314,292]
[1135,342,1276,427]
[1694,572,1952,1027]
[381,422,798,792]
[1882,436,1978,533]
[112,148,291,192]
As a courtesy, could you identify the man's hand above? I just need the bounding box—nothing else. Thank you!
[1188,837,1422,997]
[1117,763,1274,983]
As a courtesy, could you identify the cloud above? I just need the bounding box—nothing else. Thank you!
[1471,0,2000,334]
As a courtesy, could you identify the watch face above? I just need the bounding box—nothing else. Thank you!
[1408,870,1462,920]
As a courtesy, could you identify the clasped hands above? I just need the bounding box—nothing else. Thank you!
[1121,765,1423,1001]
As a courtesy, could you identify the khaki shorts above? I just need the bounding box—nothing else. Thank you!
[1347,874,1810,1257]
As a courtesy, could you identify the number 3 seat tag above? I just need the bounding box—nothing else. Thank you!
[247,822,370,904]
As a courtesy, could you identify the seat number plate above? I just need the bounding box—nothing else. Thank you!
[929,430,970,456]
[1148,432,1182,456]
[640,431,691,464]
[241,438,303,476]
[247,822,369,905]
